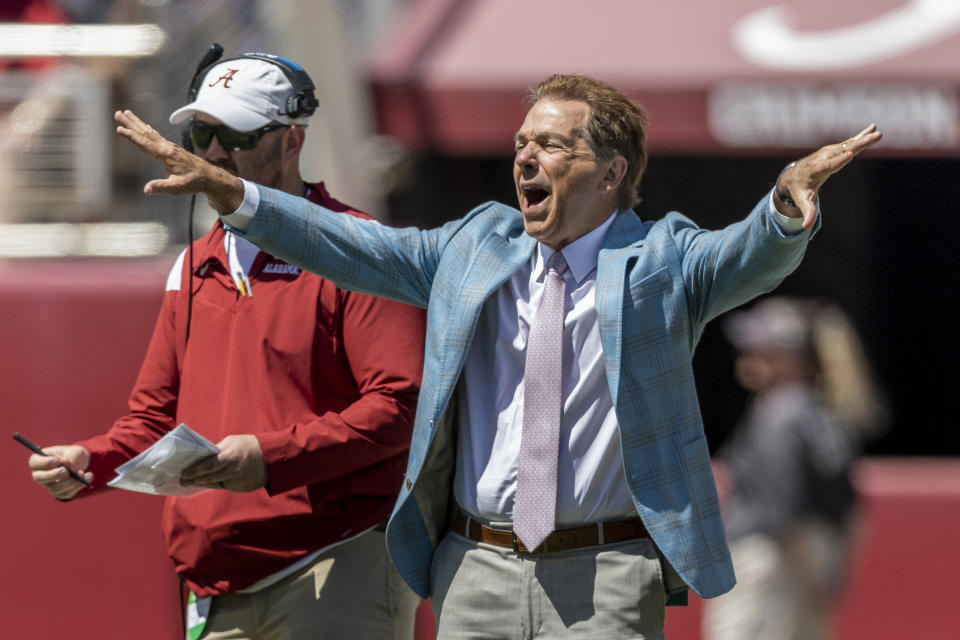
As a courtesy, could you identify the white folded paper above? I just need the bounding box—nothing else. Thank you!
[107,423,219,496]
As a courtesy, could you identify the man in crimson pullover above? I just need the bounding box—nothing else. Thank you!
[25,52,426,640]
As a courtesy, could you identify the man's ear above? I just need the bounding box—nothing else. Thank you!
[283,125,306,161]
[599,155,628,194]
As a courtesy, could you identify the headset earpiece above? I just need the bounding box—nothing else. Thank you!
[235,51,318,119]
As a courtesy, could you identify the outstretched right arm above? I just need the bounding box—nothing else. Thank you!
[242,185,444,308]
[116,109,443,307]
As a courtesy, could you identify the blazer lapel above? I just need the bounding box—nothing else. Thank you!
[444,230,536,372]
[595,210,648,405]
[473,231,538,303]
[420,225,535,434]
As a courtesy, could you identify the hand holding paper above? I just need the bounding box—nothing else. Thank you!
[108,424,220,496]
[180,434,267,492]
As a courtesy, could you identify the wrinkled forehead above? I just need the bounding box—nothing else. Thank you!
[514,97,591,142]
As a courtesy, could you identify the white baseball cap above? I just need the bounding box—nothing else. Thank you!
[169,57,313,131]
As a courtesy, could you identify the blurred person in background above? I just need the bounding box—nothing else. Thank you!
[25,51,425,640]
[704,297,888,640]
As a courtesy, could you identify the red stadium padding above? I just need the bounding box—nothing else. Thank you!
[3,259,958,639]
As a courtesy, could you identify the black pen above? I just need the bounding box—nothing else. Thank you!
[13,432,93,488]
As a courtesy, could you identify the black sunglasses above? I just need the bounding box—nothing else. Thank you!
[189,121,290,151]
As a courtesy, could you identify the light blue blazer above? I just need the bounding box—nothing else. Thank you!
[239,188,818,600]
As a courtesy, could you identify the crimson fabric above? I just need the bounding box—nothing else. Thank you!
[75,183,426,596]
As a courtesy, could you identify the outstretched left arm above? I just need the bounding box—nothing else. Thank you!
[774,124,883,228]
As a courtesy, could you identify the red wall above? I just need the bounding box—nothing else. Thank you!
[1,259,179,638]
[2,259,957,639]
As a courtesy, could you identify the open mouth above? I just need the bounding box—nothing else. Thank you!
[522,186,550,210]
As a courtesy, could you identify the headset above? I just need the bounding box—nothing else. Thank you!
[181,43,319,151]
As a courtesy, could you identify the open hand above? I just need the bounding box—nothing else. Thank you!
[776,124,883,229]
[179,434,267,492]
[114,109,244,213]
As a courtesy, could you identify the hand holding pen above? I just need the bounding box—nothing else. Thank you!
[15,433,93,500]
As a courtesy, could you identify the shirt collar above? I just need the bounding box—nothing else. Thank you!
[535,210,619,284]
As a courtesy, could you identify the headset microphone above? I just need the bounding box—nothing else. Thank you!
[182,42,224,152]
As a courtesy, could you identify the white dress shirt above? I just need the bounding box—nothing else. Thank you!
[453,211,640,526]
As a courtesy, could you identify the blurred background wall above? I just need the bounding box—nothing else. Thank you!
[2,1,958,638]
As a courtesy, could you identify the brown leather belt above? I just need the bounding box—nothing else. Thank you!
[452,510,649,554]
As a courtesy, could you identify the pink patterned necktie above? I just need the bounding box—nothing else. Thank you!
[514,250,568,551]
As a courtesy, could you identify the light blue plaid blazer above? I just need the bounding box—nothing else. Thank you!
[240,187,817,600]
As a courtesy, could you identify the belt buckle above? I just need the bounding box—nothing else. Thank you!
[510,533,543,554]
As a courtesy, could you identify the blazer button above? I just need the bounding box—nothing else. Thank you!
[406,478,412,490]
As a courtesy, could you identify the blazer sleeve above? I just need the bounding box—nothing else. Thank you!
[667,191,819,329]
[236,186,457,309]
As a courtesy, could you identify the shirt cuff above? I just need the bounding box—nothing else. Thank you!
[768,189,807,234]
[219,178,260,231]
